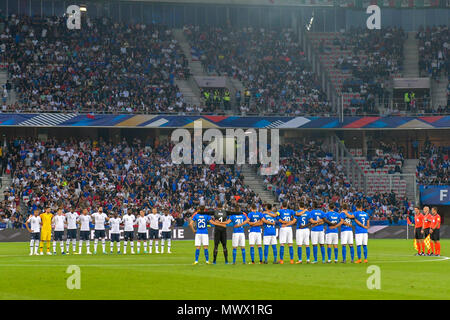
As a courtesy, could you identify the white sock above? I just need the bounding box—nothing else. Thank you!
[131,242,134,251]
[168,239,171,251]
[144,241,147,252]
[53,241,57,253]
[72,239,77,251]
[137,242,141,250]
[60,241,64,252]
[161,239,165,253]
[102,239,106,252]
[110,241,114,251]
[79,240,83,253]
[155,241,159,251]
[94,239,98,251]
[34,240,39,254]
[86,241,90,251]
[30,240,34,254]
[124,241,127,253]
[66,239,70,252]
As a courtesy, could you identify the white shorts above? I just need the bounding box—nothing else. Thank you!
[232,233,245,247]
[263,235,277,246]
[194,234,209,247]
[279,227,293,244]
[355,233,368,246]
[341,230,354,245]
[249,232,262,246]
[310,230,325,245]
[325,233,339,245]
[296,228,310,246]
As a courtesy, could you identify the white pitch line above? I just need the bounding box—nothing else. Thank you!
[0,263,193,267]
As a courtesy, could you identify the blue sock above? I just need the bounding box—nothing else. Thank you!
[233,248,237,264]
[357,246,362,259]
[204,249,209,262]
[272,245,277,262]
[306,247,311,261]
[280,246,285,260]
[327,247,332,261]
[289,246,294,260]
[320,246,326,262]
[297,246,302,261]
[342,246,347,261]
[363,245,368,259]
[350,246,355,261]
[313,246,318,261]
[258,247,263,262]
[264,245,269,262]
[334,247,338,261]
[250,247,255,262]
[241,248,246,264]
[195,249,200,262]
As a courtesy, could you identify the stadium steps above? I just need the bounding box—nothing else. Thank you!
[173,29,206,77]
[430,74,449,109]
[402,32,420,78]
[402,159,420,203]
[174,79,202,107]
[241,165,278,205]
[0,175,12,197]
[0,70,16,104]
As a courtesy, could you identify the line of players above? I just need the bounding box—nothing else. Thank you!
[189,201,370,265]
[25,206,175,255]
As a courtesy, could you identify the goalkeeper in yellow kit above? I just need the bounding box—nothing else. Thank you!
[39,208,54,255]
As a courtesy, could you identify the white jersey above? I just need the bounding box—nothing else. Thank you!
[79,215,92,231]
[27,216,41,233]
[92,212,108,230]
[160,215,174,232]
[109,217,122,234]
[122,214,136,232]
[148,213,160,230]
[137,216,148,233]
[53,215,66,231]
[66,212,78,230]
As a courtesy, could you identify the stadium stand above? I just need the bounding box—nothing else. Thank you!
[0,15,201,114]
[0,137,262,227]
[308,27,406,114]
[416,141,450,185]
[417,25,449,80]
[261,141,411,221]
[184,25,332,115]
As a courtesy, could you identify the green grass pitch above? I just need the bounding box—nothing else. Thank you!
[0,239,449,300]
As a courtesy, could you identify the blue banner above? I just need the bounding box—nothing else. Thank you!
[420,185,450,205]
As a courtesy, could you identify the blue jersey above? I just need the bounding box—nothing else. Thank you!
[192,213,211,235]
[325,211,341,234]
[263,213,277,236]
[310,209,325,232]
[230,214,247,233]
[354,211,369,234]
[277,208,295,226]
[247,211,263,233]
[296,210,310,229]
[340,211,354,232]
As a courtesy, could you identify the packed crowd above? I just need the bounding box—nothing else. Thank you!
[262,141,411,222]
[0,15,198,114]
[0,137,262,228]
[184,25,332,115]
[333,27,405,113]
[417,25,449,79]
[416,140,450,185]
